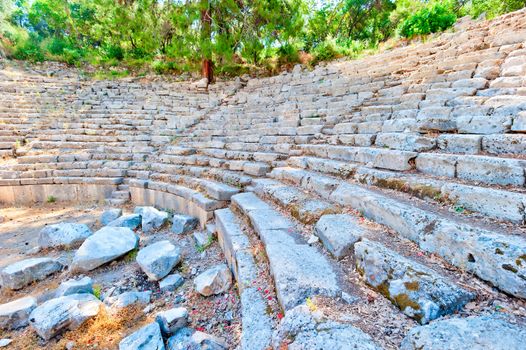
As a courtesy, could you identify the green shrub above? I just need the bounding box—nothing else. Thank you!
[12,34,44,62]
[46,37,68,55]
[311,37,344,64]
[398,3,457,38]
[104,45,124,61]
[62,48,82,65]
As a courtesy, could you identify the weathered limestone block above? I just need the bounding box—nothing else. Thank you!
[166,328,227,350]
[29,294,102,341]
[194,264,232,296]
[456,155,525,186]
[375,133,436,152]
[156,307,188,335]
[401,315,526,350]
[136,240,181,281]
[314,214,367,259]
[355,240,474,324]
[104,291,151,309]
[482,135,526,155]
[38,222,92,249]
[55,276,93,297]
[0,296,37,330]
[437,134,481,154]
[119,322,165,350]
[415,153,457,178]
[457,115,512,134]
[0,258,63,290]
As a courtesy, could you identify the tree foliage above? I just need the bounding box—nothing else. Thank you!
[0,0,524,77]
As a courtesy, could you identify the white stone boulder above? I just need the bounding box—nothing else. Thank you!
[71,227,139,272]
[104,291,151,309]
[159,274,184,292]
[29,294,102,341]
[156,307,188,335]
[167,328,227,350]
[194,264,232,296]
[101,208,123,225]
[0,296,37,330]
[0,257,63,290]
[119,322,165,350]
[38,222,92,249]
[136,241,181,281]
[55,276,93,297]
[171,215,198,234]
[107,214,142,230]
[135,207,169,233]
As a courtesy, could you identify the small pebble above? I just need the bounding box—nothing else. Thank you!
[307,235,319,244]
[0,339,12,347]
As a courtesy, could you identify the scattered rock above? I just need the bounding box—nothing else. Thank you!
[194,264,232,296]
[156,307,188,335]
[101,208,122,225]
[0,339,11,347]
[272,304,381,349]
[0,296,37,330]
[193,231,212,247]
[159,274,184,292]
[0,257,63,290]
[137,240,182,281]
[29,294,102,341]
[107,214,142,230]
[166,327,227,350]
[171,215,198,234]
[119,322,165,350]
[38,222,92,249]
[104,291,151,309]
[135,207,169,233]
[401,314,526,350]
[71,227,139,272]
[307,235,319,245]
[55,276,93,297]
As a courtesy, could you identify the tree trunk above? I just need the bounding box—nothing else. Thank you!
[201,0,213,83]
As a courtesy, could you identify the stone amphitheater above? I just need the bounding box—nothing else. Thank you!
[1,9,526,350]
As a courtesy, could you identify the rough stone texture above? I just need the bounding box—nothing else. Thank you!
[0,296,37,330]
[119,322,165,350]
[314,214,366,259]
[29,294,102,341]
[135,206,169,233]
[71,227,139,272]
[55,276,93,297]
[136,240,181,281]
[166,328,227,350]
[159,274,184,292]
[355,240,474,324]
[232,192,342,311]
[100,208,122,225]
[107,214,142,230]
[156,307,188,335]
[194,264,232,296]
[401,315,526,350]
[171,214,198,234]
[272,304,381,350]
[38,222,92,248]
[0,258,63,290]
[240,288,273,350]
[104,291,151,309]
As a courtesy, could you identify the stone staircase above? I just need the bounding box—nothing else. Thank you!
[1,8,526,349]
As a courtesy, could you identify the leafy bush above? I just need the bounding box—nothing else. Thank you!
[398,3,457,38]
[311,38,345,64]
[12,34,44,62]
[46,37,68,55]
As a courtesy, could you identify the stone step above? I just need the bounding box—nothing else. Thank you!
[231,192,342,311]
[270,167,526,299]
[355,239,474,324]
[214,208,273,350]
[111,190,130,199]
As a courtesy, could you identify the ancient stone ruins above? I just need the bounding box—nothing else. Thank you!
[1,9,526,350]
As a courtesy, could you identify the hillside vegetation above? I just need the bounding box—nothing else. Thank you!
[0,0,525,78]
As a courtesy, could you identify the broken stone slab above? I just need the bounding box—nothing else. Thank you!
[166,327,227,350]
[291,199,338,225]
[314,214,367,259]
[100,208,122,225]
[401,314,526,350]
[71,227,139,272]
[193,231,213,247]
[104,291,151,309]
[0,339,11,347]
[155,307,188,335]
[55,276,93,297]
[272,304,381,350]
[194,264,232,296]
[38,222,92,249]
[136,240,181,281]
[240,288,273,350]
[171,214,199,234]
[355,240,475,324]
[159,274,184,292]
[0,257,63,290]
[0,296,37,330]
[134,206,169,233]
[29,293,102,341]
[106,214,142,230]
[119,322,165,350]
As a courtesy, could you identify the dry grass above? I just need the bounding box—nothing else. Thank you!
[1,305,148,350]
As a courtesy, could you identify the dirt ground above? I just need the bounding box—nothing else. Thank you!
[0,204,241,349]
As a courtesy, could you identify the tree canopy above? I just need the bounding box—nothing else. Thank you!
[0,0,524,79]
